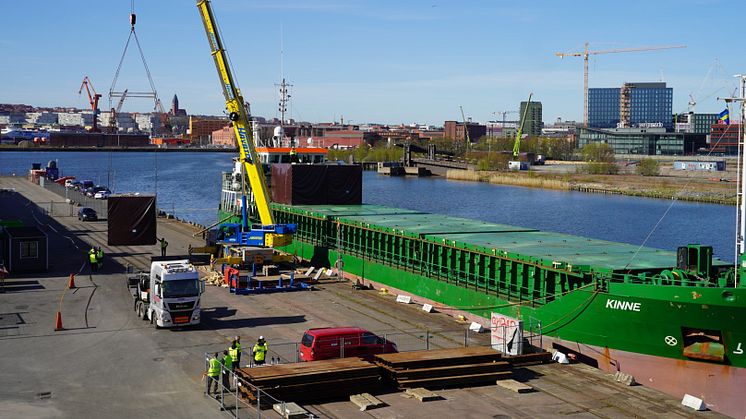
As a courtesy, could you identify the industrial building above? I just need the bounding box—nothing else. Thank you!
[519,101,543,137]
[189,116,228,143]
[47,132,150,147]
[443,121,486,143]
[709,123,741,155]
[577,127,706,155]
[588,82,673,129]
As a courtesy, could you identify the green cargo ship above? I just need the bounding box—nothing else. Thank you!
[218,191,746,417]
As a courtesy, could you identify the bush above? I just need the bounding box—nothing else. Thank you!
[578,162,619,174]
[636,158,660,176]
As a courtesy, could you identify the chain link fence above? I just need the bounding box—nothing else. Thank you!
[40,180,107,218]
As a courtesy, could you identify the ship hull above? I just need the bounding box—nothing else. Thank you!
[278,238,746,417]
[547,336,746,418]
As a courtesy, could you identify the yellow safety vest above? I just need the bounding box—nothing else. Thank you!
[208,358,221,377]
[229,347,239,361]
[253,343,268,362]
[89,252,97,263]
[222,354,233,370]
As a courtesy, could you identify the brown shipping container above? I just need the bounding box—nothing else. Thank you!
[271,164,362,205]
[48,133,150,147]
[107,195,157,245]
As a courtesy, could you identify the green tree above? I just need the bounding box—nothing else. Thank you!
[636,158,660,176]
[581,142,615,163]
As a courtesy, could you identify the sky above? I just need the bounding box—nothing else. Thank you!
[1,0,744,125]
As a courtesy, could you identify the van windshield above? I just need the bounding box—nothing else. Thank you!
[162,279,199,298]
[301,333,314,348]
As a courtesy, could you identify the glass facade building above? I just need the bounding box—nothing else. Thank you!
[588,88,620,128]
[588,83,673,129]
[577,127,706,156]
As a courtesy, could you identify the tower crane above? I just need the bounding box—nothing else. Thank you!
[492,110,519,138]
[78,76,101,133]
[555,43,686,127]
[196,0,295,248]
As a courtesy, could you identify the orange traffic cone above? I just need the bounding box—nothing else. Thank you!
[55,311,63,331]
[68,273,76,289]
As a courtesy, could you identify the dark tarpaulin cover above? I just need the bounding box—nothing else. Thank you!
[271,164,362,205]
[107,196,157,245]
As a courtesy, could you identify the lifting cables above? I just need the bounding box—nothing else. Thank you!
[108,0,162,113]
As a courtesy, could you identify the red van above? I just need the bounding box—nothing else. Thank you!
[299,327,398,361]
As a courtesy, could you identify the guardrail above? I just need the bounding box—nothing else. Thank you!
[204,323,542,417]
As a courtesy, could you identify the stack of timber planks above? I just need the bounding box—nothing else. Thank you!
[374,347,511,388]
[235,358,381,404]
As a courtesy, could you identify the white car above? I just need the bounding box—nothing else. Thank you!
[94,191,111,199]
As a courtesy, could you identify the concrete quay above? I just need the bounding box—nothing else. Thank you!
[0,175,725,419]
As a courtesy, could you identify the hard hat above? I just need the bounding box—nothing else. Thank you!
[259,336,264,340]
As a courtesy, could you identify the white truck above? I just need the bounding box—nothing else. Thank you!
[127,259,204,328]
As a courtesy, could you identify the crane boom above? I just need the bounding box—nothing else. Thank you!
[459,106,471,145]
[514,93,533,157]
[196,0,274,226]
[555,43,686,127]
[78,76,101,133]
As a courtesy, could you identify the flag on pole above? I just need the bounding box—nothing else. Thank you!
[718,108,730,125]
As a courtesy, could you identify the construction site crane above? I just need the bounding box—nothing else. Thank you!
[196,0,294,248]
[109,89,128,132]
[555,43,686,127]
[459,106,471,145]
[492,110,519,138]
[513,93,533,157]
[78,76,101,132]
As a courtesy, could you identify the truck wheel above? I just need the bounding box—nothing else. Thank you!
[150,312,160,329]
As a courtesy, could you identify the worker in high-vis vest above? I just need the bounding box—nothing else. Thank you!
[252,336,268,365]
[229,340,239,371]
[95,247,104,271]
[88,248,98,272]
[206,352,221,396]
[233,336,242,366]
[221,350,233,391]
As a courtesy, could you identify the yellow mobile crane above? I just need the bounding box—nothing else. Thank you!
[196,0,294,248]
[508,93,533,170]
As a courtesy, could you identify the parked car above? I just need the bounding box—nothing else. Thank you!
[86,186,108,197]
[77,207,98,221]
[79,180,94,191]
[94,190,110,199]
[299,327,398,361]
[68,181,83,190]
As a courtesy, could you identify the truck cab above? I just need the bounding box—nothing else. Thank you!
[148,260,203,327]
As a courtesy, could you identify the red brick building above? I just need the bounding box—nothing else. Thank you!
[444,121,486,143]
[319,130,364,149]
[189,116,228,141]
[709,123,741,154]
[211,126,236,147]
